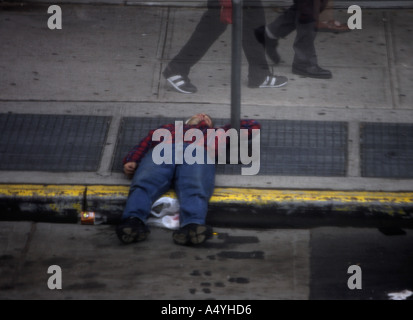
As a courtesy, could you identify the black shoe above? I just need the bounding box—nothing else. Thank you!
[116,217,150,244]
[254,25,281,65]
[292,64,332,79]
[172,224,213,246]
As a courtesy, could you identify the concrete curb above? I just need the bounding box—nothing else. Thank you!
[1,184,413,228]
[208,188,413,228]
[0,184,84,223]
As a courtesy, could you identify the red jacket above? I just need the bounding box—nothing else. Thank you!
[123,119,261,166]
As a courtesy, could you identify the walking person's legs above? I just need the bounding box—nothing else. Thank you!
[163,0,227,93]
[292,0,332,78]
[244,0,288,88]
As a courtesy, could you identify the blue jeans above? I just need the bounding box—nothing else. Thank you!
[122,144,216,227]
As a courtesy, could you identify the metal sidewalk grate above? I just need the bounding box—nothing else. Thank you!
[0,114,110,172]
[258,120,347,177]
[361,123,413,178]
[113,117,348,177]
[113,117,178,172]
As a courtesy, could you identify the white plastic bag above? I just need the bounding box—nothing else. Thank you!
[150,197,180,217]
[388,289,413,300]
[147,197,180,230]
[147,213,180,230]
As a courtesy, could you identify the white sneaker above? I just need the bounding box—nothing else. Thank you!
[165,75,198,94]
[257,75,288,88]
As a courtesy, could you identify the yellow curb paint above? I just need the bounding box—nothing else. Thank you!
[83,185,413,218]
[87,185,129,197]
[0,184,85,213]
[2,185,412,216]
[210,188,413,206]
[86,185,178,199]
[0,184,85,198]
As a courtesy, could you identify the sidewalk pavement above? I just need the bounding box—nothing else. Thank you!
[0,1,413,227]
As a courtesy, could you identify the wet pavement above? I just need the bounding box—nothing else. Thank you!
[1,221,412,300]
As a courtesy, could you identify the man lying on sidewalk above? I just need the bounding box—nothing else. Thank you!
[116,113,261,246]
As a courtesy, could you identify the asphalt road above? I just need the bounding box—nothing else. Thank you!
[1,220,412,301]
[309,226,413,300]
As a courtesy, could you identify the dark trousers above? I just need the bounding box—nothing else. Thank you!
[165,0,270,87]
[267,0,328,68]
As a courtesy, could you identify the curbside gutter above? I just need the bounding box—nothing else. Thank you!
[0,184,84,223]
[1,184,413,228]
[208,188,413,228]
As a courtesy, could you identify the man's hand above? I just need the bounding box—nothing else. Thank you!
[123,162,137,176]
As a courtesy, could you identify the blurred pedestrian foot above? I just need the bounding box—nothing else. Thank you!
[250,74,288,88]
[317,20,350,33]
[164,74,198,94]
[292,64,332,79]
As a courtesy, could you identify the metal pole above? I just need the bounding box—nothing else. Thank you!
[231,0,242,133]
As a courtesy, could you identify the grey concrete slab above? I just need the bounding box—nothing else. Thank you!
[314,11,388,68]
[391,10,413,68]
[390,10,413,109]
[397,67,413,109]
[243,66,392,108]
[160,62,392,108]
[0,5,404,108]
[0,5,164,101]
[160,8,393,108]
[0,222,310,299]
